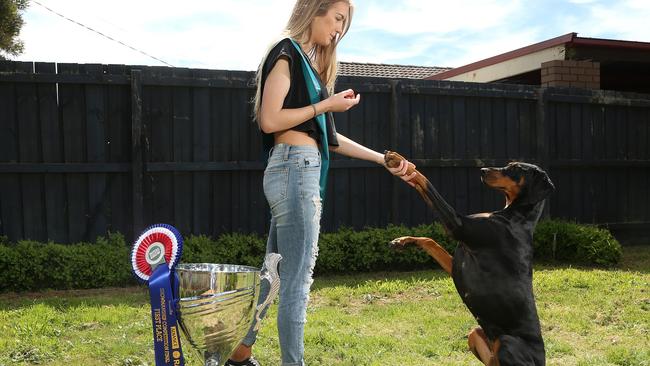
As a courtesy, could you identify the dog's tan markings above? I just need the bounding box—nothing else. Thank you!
[468,327,503,366]
[483,170,523,207]
[391,236,453,274]
[502,176,524,207]
[490,339,502,366]
[384,151,434,207]
[468,327,493,365]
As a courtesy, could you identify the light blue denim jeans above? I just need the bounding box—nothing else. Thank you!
[243,143,322,366]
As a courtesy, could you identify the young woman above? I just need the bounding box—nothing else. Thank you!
[226,1,415,365]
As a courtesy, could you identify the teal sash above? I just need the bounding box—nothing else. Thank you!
[289,39,330,199]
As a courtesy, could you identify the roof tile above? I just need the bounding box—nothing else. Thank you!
[338,61,451,79]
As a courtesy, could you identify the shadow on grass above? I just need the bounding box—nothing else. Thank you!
[617,245,650,273]
[0,286,149,311]
[312,269,449,291]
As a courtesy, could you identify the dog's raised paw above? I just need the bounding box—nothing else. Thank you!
[390,236,416,249]
[383,151,406,169]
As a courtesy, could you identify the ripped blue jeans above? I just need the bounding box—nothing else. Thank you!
[243,143,322,366]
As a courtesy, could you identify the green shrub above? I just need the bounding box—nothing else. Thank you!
[183,233,266,267]
[316,223,455,273]
[0,220,622,292]
[0,232,133,292]
[534,219,622,266]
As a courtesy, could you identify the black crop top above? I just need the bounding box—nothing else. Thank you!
[260,38,339,148]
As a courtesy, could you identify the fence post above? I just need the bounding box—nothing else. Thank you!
[536,87,551,218]
[389,80,400,223]
[131,69,144,235]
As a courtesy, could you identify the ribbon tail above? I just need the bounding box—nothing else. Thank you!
[149,265,185,366]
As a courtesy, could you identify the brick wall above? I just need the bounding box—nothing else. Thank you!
[541,60,600,89]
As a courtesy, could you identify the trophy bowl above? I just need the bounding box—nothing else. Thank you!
[175,254,281,366]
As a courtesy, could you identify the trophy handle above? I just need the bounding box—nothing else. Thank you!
[253,253,282,331]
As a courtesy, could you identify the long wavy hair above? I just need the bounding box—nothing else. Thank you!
[252,0,353,124]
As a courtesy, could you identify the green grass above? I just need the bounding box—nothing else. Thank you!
[1,246,648,366]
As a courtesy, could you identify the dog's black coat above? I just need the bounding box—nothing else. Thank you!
[424,162,554,366]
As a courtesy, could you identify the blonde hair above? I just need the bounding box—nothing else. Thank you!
[252,0,353,124]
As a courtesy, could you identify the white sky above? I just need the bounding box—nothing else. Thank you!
[15,0,650,71]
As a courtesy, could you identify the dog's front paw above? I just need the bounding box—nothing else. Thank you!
[384,150,407,169]
[390,236,417,250]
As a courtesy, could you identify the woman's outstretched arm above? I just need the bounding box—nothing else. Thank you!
[330,133,416,185]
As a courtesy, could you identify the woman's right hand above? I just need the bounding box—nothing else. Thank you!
[325,89,360,112]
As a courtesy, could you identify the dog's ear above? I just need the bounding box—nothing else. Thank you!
[517,168,555,206]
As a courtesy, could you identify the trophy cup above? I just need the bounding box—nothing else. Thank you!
[131,224,281,366]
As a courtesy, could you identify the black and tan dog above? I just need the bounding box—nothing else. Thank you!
[385,152,554,366]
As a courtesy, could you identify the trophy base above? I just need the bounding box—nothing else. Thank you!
[204,353,221,366]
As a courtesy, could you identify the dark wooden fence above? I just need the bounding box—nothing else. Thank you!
[1,61,648,244]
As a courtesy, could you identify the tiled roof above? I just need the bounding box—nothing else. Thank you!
[338,61,451,79]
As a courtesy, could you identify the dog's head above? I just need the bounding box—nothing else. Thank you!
[481,162,555,207]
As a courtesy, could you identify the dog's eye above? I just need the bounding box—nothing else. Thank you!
[504,168,523,181]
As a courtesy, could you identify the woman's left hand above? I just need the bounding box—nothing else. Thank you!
[385,159,417,187]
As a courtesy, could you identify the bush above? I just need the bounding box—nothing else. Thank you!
[316,223,454,273]
[534,219,622,266]
[183,233,266,267]
[0,232,133,292]
[0,220,621,292]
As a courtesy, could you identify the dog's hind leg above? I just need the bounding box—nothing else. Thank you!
[391,236,453,274]
[468,327,500,366]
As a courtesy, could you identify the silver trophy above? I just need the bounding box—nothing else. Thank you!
[175,253,282,366]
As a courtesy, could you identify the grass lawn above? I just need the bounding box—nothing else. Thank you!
[1,246,648,366]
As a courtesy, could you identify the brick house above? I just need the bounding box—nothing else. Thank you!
[426,32,650,94]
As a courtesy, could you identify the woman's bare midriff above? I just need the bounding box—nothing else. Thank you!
[273,129,318,147]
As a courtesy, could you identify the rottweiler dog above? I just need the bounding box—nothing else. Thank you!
[385,152,554,366]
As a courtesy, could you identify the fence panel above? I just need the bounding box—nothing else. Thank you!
[0,62,648,243]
